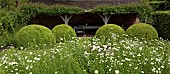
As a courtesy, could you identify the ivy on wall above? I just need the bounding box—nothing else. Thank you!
[19,3,153,25]
[19,3,84,25]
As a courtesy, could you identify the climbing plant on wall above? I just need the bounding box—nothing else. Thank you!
[19,3,84,25]
[47,5,84,25]
[90,3,152,24]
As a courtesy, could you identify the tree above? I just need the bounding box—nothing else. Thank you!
[90,5,114,25]
[48,5,84,25]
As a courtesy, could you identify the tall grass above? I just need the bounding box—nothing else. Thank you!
[0,35,170,74]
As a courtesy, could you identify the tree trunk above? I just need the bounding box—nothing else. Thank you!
[60,15,72,25]
[99,14,111,25]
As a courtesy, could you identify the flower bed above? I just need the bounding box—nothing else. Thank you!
[0,35,170,74]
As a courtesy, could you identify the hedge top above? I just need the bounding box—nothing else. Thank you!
[152,11,170,15]
[19,3,85,17]
[19,3,152,19]
[90,4,152,15]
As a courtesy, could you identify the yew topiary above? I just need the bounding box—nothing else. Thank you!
[52,24,76,43]
[15,24,56,49]
[126,23,158,40]
[95,24,125,40]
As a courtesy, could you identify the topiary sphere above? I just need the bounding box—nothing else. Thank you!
[15,25,56,49]
[95,24,125,39]
[52,24,76,43]
[126,23,158,40]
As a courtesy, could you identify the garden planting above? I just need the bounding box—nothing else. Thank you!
[0,23,170,74]
[1,0,170,74]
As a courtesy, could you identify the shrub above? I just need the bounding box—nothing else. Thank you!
[0,10,15,34]
[149,1,165,11]
[0,0,16,10]
[0,24,4,36]
[52,24,76,43]
[126,23,158,40]
[95,24,125,40]
[152,11,170,40]
[15,24,56,49]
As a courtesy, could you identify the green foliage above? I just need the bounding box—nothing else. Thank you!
[47,5,84,15]
[0,31,14,47]
[150,1,165,11]
[95,24,125,41]
[15,25,56,49]
[126,23,158,40]
[90,4,152,23]
[19,3,84,17]
[0,9,27,35]
[0,0,29,10]
[0,10,15,34]
[0,24,4,36]
[0,0,16,10]
[52,24,76,43]
[152,11,170,40]
[0,10,21,47]
[19,3,47,18]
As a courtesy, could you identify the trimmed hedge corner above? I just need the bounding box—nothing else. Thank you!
[126,23,158,40]
[52,24,76,43]
[152,11,170,40]
[15,24,56,49]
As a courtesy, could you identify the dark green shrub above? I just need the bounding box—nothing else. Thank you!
[152,11,170,40]
[0,0,16,10]
[52,24,76,43]
[95,24,125,40]
[0,31,14,47]
[150,1,165,11]
[15,25,56,49]
[0,10,15,34]
[126,23,158,40]
[0,24,4,36]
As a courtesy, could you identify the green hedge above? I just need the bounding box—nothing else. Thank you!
[18,3,153,24]
[0,9,28,34]
[152,11,170,40]
[19,3,84,18]
[0,10,15,33]
[150,1,165,11]
[90,4,152,23]
[0,0,16,10]
[0,10,24,47]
